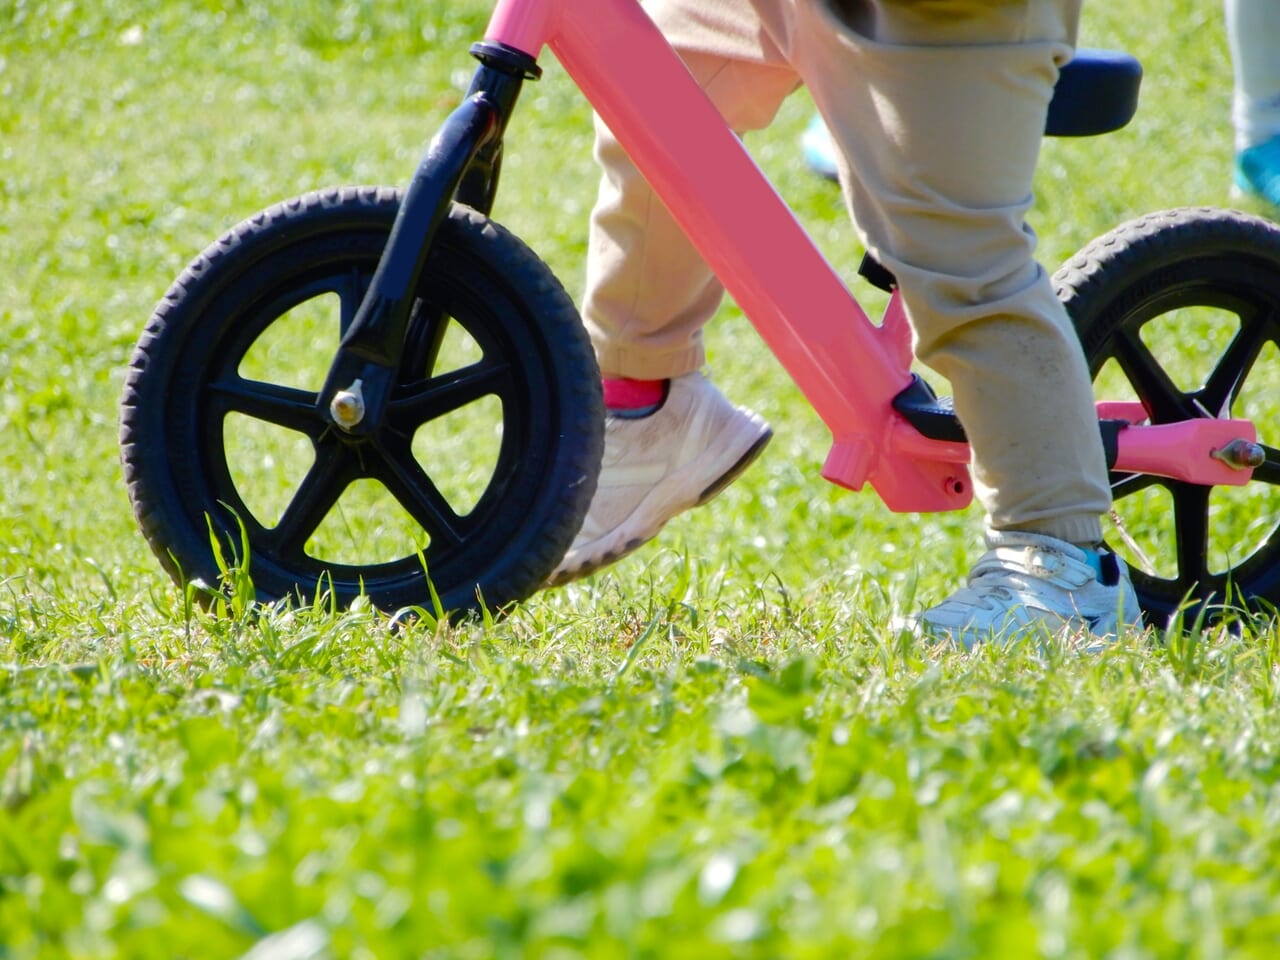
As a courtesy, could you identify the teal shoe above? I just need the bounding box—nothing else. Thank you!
[801,113,839,182]
[1234,135,1280,208]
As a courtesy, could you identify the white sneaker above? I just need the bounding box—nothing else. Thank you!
[907,531,1142,649]
[547,371,772,586]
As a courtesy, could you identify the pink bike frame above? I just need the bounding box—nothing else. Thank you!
[486,0,1257,513]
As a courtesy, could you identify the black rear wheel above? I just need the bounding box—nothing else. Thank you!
[121,187,603,615]
[1057,207,1280,627]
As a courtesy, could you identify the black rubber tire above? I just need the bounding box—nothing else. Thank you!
[121,186,603,616]
[1055,206,1280,627]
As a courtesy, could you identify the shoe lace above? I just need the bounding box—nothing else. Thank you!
[962,546,1070,609]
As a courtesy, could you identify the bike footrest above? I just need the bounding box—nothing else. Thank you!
[892,375,967,443]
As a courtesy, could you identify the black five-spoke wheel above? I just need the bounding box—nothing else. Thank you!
[121,187,603,615]
[1058,207,1280,627]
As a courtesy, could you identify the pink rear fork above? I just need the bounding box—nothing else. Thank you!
[484,0,1259,503]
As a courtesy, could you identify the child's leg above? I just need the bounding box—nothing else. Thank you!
[783,0,1110,547]
[1225,0,1280,152]
[550,0,792,586]
[582,0,801,381]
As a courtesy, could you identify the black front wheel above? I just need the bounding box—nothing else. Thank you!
[1057,207,1280,627]
[121,187,603,615]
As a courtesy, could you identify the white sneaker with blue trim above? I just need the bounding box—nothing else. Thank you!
[908,531,1142,649]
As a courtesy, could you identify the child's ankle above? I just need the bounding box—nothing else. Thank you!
[602,377,667,418]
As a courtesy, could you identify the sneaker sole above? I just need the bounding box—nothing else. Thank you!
[545,426,773,588]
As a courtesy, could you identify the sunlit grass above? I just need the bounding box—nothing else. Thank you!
[4,1,1280,956]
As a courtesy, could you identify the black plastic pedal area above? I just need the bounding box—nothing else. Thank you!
[892,375,966,443]
[893,374,1130,469]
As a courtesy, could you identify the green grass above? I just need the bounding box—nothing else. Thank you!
[5,1,1280,956]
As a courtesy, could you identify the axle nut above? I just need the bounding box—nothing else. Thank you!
[1211,438,1265,470]
[330,378,366,429]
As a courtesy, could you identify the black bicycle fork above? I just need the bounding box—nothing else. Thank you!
[316,42,542,439]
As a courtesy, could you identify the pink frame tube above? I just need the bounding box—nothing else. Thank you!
[484,0,1258,508]
[487,0,970,513]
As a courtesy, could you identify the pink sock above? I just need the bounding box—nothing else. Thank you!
[602,377,666,413]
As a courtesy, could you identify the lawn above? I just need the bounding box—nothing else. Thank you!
[4,1,1280,957]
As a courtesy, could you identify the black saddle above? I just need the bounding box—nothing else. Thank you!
[1046,48,1143,137]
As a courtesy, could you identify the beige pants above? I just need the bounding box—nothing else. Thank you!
[582,0,1110,545]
